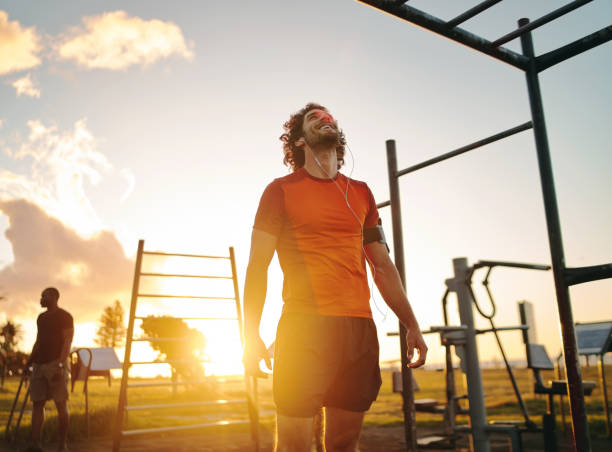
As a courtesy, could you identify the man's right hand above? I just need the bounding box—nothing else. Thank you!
[243,335,272,378]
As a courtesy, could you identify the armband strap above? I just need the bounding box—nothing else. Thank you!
[363,220,390,252]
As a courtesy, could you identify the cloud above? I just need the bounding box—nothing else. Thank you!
[0,11,42,75]
[120,168,135,202]
[11,73,40,98]
[57,10,194,70]
[1,118,135,236]
[0,199,133,322]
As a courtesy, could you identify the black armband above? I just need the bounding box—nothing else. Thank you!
[363,219,390,252]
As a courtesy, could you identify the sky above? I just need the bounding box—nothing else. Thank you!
[0,0,611,375]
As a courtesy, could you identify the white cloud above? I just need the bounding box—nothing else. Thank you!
[120,168,135,202]
[11,73,40,98]
[0,199,133,322]
[58,10,194,70]
[0,11,41,75]
[0,119,134,236]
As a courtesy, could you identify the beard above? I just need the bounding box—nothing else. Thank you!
[304,128,339,150]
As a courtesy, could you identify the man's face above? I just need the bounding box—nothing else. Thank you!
[40,290,54,308]
[301,108,339,149]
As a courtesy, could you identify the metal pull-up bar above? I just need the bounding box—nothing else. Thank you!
[360,1,612,451]
[377,121,533,450]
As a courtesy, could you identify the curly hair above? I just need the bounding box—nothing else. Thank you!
[280,102,346,172]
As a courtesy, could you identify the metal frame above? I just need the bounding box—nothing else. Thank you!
[70,347,93,437]
[359,1,611,450]
[112,240,261,451]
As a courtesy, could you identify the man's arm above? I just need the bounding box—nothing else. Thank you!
[26,339,40,368]
[243,228,277,375]
[58,327,74,365]
[365,241,427,367]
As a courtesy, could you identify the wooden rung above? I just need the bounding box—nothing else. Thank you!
[129,359,210,365]
[135,316,238,321]
[126,399,246,411]
[127,378,236,388]
[137,294,235,300]
[139,272,232,279]
[142,250,229,259]
[121,420,250,436]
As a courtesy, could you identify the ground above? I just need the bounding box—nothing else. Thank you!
[2,424,612,451]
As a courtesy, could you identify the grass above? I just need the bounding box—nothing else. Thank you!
[1,365,610,443]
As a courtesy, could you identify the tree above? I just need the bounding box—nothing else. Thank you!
[95,300,127,348]
[1,320,23,353]
[139,316,207,381]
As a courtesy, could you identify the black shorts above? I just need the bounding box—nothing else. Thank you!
[273,312,382,417]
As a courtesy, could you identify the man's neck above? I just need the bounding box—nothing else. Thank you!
[303,145,338,179]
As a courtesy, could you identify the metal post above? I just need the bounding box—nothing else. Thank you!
[113,239,144,452]
[385,139,417,451]
[599,354,611,438]
[453,257,490,452]
[519,19,591,452]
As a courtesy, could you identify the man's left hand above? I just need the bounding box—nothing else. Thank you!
[406,328,427,368]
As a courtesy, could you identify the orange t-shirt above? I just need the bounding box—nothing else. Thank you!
[254,167,380,318]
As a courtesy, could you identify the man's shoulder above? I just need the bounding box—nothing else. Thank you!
[344,174,371,192]
[270,169,304,186]
[58,307,74,323]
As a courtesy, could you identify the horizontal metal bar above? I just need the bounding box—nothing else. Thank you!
[492,0,593,47]
[121,420,250,436]
[128,378,236,388]
[131,337,188,342]
[472,260,550,271]
[135,316,238,321]
[447,0,503,28]
[126,399,245,411]
[137,294,235,300]
[129,359,209,365]
[377,200,391,209]
[140,272,232,280]
[143,250,229,259]
[476,325,528,334]
[565,263,612,286]
[357,1,528,70]
[396,121,532,177]
[536,25,612,72]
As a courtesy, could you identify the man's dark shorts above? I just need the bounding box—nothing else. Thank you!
[29,361,70,403]
[273,312,382,417]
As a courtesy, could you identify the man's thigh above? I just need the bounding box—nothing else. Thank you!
[324,407,365,452]
[29,367,49,403]
[275,414,313,452]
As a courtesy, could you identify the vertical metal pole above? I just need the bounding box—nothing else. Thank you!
[385,139,417,451]
[230,246,259,451]
[519,18,591,452]
[599,354,610,438]
[453,257,490,452]
[113,239,144,452]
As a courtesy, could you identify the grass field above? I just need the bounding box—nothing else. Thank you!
[1,366,610,445]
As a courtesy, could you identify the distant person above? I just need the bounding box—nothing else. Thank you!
[23,287,74,452]
[243,103,427,452]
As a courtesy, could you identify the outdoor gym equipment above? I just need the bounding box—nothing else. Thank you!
[113,240,264,452]
[410,259,550,450]
[4,370,30,442]
[519,301,597,452]
[70,347,122,437]
[360,2,612,450]
[575,321,612,437]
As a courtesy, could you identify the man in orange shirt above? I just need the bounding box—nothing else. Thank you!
[244,103,426,452]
